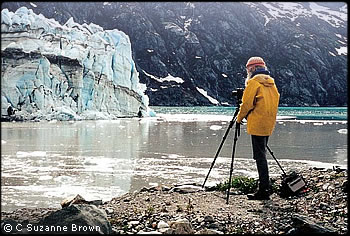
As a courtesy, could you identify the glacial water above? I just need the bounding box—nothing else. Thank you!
[1,106,347,212]
[151,106,348,120]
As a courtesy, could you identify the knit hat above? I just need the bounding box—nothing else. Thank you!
[246,57,266,68]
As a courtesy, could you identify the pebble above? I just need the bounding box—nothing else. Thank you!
[157,220,169,229]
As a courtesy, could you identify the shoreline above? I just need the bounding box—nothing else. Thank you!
[1,166,347,234]
[1,112,348,123]
[0,159,346,214]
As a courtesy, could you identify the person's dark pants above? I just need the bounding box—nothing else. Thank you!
[251,135,270,192]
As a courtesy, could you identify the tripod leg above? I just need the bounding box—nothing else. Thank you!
[266,145,287,176]
[226,122,240,204]
[202,118,235,188]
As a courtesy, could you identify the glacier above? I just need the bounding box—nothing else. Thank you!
[1,7,151,121]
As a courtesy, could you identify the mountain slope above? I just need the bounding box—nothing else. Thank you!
[1,2,347,106]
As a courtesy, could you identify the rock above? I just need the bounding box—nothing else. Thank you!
[171,184,204,194]
[319,202,329,210]
[38,204,113,234]
[128,220,140,228]
[322,183,330,191]
[159,185,172,191]
[195,228,224,234]
[341,180,347,192]
[1,218,19,234]
[137,230,162,234]
[159,227,173,234]
[123,197,131,202]
[88,200,103,206]
[105,208,114,214]
[140,187,154,192]
[61,194,88,208]
[157,220,169,229]
[203,215,215,223]
[61,195,103,209]
[168,218,195,234]
[291,214,337,234]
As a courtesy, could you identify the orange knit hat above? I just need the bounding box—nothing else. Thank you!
[246,57,266,68]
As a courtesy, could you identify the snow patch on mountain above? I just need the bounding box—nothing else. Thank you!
[196,87,219,105]
[245,2,347,28]
[143,70,184,84]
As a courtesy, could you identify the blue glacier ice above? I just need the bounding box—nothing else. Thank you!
[1,6,151,121]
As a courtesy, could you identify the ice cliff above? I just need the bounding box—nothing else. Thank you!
[1,7,150,121]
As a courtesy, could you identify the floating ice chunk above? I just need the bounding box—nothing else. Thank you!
[168,154,185,158]
[16,151,47,157]
[337,129,347,134]
[53,175,76,182]
[148,108,157,117]
[277,116,296,120]
[39,175,53,181]
[210,125,222,130]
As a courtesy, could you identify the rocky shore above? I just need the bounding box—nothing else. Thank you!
[1,167,347,234]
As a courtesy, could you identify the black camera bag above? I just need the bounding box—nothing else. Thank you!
[266,146,307,197]
[279,171,306,197]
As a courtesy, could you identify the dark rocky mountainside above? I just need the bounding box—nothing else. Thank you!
[2,2,347,106]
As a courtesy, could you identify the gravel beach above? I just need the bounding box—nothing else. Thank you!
[1,167,347,234]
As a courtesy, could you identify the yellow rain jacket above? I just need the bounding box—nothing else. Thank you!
[236,74,280,136]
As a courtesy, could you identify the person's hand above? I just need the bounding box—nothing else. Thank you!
[237,119,246,125]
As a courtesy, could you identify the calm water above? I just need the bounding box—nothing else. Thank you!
[1,107,347,212]
[151,106,348,120]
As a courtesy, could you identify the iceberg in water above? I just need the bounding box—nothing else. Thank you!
[1,7,151,121]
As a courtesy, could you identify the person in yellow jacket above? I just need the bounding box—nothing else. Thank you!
[236,56,280,200]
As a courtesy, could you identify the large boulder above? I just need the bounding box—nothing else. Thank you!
[38,204,113,234]
[290,214,337,234]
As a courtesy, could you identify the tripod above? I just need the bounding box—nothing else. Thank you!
[202,96,242,204]
[266,145,287,176]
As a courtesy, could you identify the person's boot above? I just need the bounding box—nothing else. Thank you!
[247,189,270,200]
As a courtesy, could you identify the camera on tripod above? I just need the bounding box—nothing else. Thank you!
[202,87,245,204]
[232,88,244,100]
